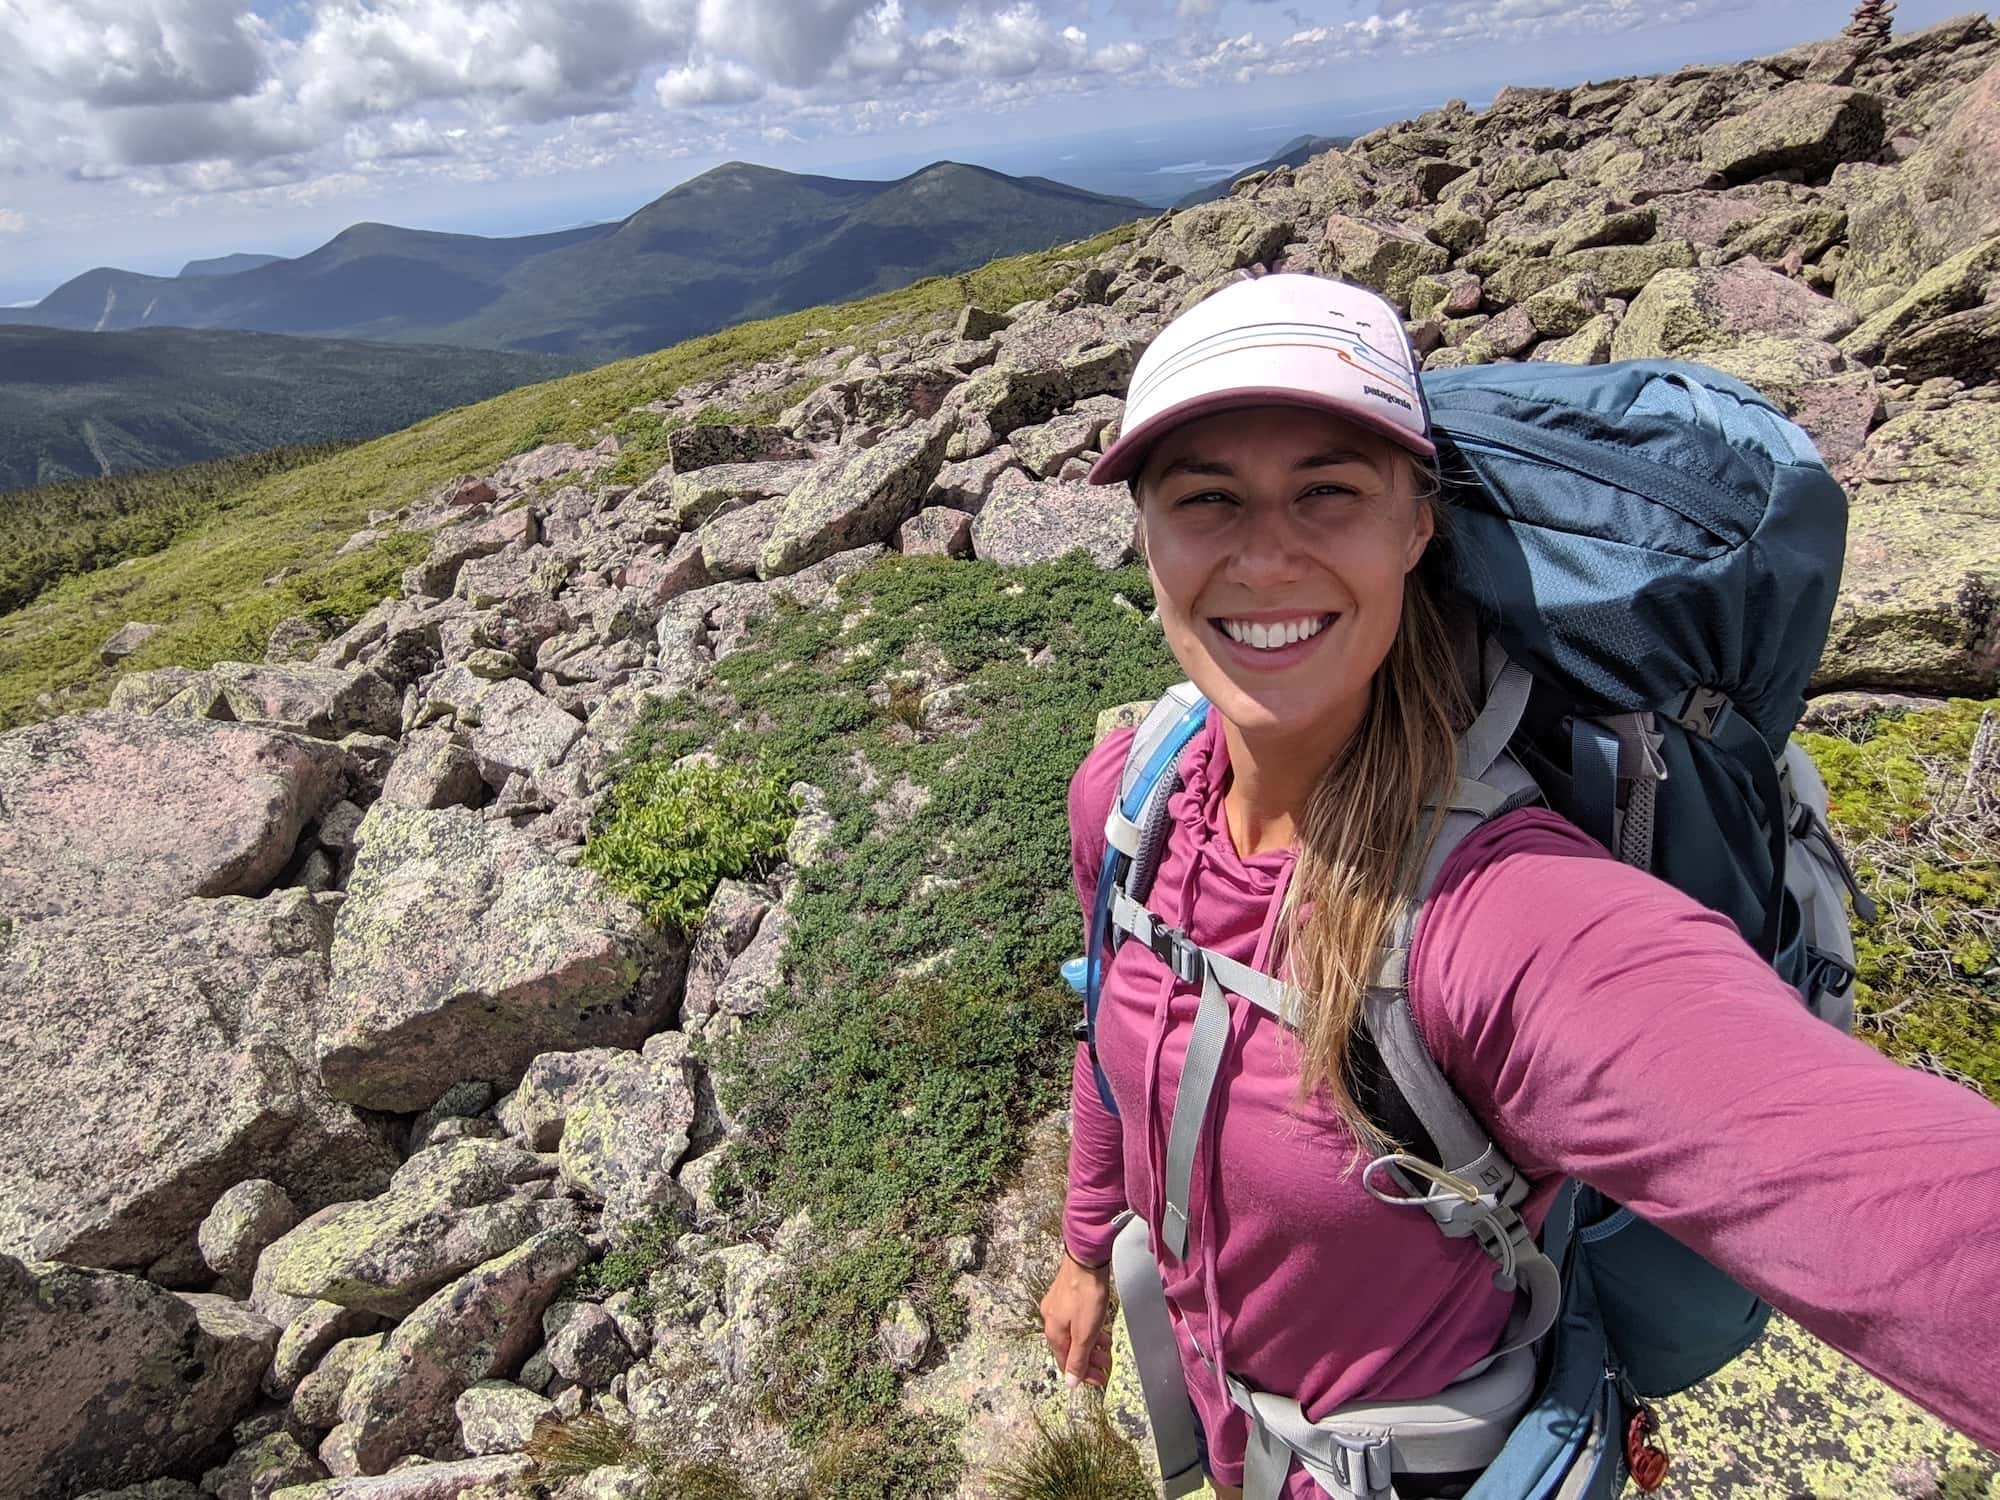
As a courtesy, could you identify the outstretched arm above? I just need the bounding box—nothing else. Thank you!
[1413,808,2000,1449]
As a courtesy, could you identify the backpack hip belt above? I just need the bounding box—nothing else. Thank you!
[1115,1205,1551,1500]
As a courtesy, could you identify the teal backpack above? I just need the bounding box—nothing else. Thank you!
[1061,361,1875,1500]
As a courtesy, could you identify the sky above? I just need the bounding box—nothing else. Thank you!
[0,0,1980,304]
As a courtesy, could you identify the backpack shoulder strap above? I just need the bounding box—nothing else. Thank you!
[1361,646,1564,1369]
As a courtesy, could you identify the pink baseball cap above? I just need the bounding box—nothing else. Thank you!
[1088,272,1434,487]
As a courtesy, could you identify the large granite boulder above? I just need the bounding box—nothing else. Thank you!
[1156,200,1295,282]
[0,1256,273,1500]
[320,804,686,1113]
[1322,213,1450,303]
[1838,233,2000,383]
[0,892,396,1268]
[758,423,951,580]
[1698,83,1885,183]
[663,422,806,475]
[1838,58,2000,305]
[668,458,814,529]
[336,1228,589,1472]
[1818,402,2000,693]
[1610,264,1858,360]
[266,1454,529,1499]
[0,714,345,923]
[556,1034,699,1229]
[258,1140,574,1318]
[970,474,1137,569]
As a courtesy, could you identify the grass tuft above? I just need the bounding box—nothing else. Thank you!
[987,1403,1157,1500]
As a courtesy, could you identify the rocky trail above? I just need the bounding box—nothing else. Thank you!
[5,13,2000,1500]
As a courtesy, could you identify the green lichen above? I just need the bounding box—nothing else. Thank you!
[1799,698,2000,1098]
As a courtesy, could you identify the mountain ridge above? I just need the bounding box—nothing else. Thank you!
[11,160,1145,360]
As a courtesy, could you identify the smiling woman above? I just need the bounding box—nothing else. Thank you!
[1039,273,2000,1500]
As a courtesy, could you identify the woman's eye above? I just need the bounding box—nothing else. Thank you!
[1306,483,1357,499]
[1176,490,1231,507]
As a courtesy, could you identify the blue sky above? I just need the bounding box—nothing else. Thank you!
[0,0,1976,304]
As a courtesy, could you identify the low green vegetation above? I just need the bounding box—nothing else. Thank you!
[1800,698,2000,1099]
[565,1204,686,1316]
[0,325,571,493]
[0,443,353,618]
[582,758,796,936]
[0,223,1136,730]
[582,552,1178,1488]
[989,1405,1158,1500]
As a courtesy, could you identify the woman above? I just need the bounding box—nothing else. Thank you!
[1040,272,2000,1498]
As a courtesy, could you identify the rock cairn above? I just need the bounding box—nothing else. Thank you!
[7,15,2000,1499]
[1848,0,1899,49]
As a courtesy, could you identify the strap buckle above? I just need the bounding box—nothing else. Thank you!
[1143,914,1206,985]
[1673,686,1733,740]
[1330,1433,1395,1500]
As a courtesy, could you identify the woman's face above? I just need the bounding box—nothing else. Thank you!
[1134,404,1434,746]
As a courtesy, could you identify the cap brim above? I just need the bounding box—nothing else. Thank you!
[1086,386,1436,487]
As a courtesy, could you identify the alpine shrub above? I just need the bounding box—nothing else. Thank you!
[583,757,796,936]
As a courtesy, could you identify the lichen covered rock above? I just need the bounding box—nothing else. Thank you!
[320,803,685,1113]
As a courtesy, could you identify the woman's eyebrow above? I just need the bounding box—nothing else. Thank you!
[1297,450,1377,469]
[1156,449,1378,480]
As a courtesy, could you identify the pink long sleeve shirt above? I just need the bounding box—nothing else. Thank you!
[1063,714,2000,1492]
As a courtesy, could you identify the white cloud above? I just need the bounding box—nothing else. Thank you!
[656,58,766,108]
[0,208,27,233]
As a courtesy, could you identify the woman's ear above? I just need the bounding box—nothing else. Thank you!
[1404,498,1436,572]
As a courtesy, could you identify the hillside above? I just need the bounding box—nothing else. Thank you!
[1173,132,1350,208]
[179,253,287,278]
[3,13,2000,1500]
[12,162,1147,359]
[0,326,573,491]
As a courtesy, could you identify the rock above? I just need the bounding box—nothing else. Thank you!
[956,304,1010,341]
[1530,313,1619,365]
[453,1381,556,1455]
[1522,273,1606,337]
[1322,213,1449,303]
[336,1228,589,1472]
[947,364,1069,457]
[1839,59,2000,305]
[99,621,163,665]
[711,901,791,1023]
[259,1140,569,1318]
[541,1302,637,1389]
[76,1484,205,1500]
[1699,83,1885,183]
[1610,264,1858,361]
[491,440,615,495]
[1877,301,2000,384]
[663,423,805,475]
[1553,239,1700,298]
[267,1302,385,1400]
[758,423,951,579]
[1407,271,1483,322]
[680,880,771,1025]
[1160,200,1295,281]
[895,506,973,558]
[402,509,537,599]
[0,714,345,923]
[407,1082,499,1156]
[1819,403,2000,693]
[1010,407,1112,479]
[204,663,403,740]
[1839,235,2000,373]
[201,1181,302,1289]
[970,474,1137,569]
[558,1468,654,1500]
[557,1038,698,1229]
[1789,373,1883,472]
[201,1429,325,1500]
[496,1048,626,1151]
[1551,203,1657,255]
[694,495,780,582]
[267,1454,529,1499]
[291,1334,387,1431]
[378,730,484,811]
[313,600,442,692]
[0,893,396,1269]
[0,1256,272,1500]
[667,458,814,529]
[320,804,685,1113]
[927,448,1022,513]
[877,1297,932,1372]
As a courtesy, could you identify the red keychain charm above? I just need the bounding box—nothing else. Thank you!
[1625,1404,1671,1492]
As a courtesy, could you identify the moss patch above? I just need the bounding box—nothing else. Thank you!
[1800,697,2000,1098]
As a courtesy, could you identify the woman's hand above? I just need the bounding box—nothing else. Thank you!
[1041,1247,1114,1388]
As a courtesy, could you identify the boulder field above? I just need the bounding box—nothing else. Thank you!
[5,14,2000,1499]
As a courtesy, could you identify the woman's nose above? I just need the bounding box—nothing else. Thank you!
[1224,507,1310,582]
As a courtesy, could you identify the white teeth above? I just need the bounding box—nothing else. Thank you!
[1219,615,1328,650]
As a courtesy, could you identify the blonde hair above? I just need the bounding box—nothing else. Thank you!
[1279,460,1467,1148]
